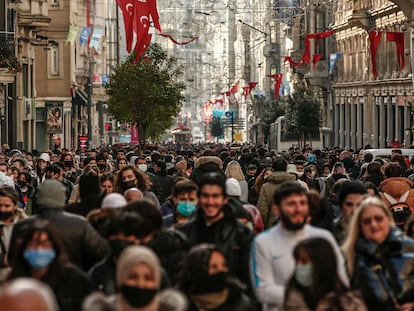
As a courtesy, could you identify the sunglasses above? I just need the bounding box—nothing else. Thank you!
[361,214,385,226]
[85,165,98,170]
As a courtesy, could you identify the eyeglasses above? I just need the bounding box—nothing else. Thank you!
[85,165,98,170]
[361,214,385,226]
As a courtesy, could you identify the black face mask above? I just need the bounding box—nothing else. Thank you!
[98,163,106,170]
[17,180,26,187]
[0,211,14,221]
[109,239,134,259]
[64,161,73,168]
[198,271,228,294]
[122,180,136,192]
[120,285,157,308]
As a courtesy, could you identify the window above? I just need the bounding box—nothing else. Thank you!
[50,0,59,7]
[50,47,59,75]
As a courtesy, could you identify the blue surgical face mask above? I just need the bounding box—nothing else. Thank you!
[177,201,196,217]
[23,249,56,269]
[295,264,313,287]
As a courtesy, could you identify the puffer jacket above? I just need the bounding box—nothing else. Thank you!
[177,205,253,287]
[352,227,414,311]
[257,172,295,228]
[379,177,414,214]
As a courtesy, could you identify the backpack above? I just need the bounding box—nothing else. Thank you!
[382,190,411,228]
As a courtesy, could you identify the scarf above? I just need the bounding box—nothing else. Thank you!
[191,289,229,310]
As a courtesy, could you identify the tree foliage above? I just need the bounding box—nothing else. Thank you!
[105,43,185,150]
[260,99,286,144]
[284,84,321,147]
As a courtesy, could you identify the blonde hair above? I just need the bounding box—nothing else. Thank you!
[225,160,245,181]
[341,196,394,276]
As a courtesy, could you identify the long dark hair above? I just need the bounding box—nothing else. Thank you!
[8,219,67,279]
[285,237,347,310]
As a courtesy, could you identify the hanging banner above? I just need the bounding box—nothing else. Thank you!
[329,53,343,74]
[369,30,382,78]
[89,27,103,51]
[66,25,79,45]
[386,32,405,70]
[312,54,323,68]
[79,27,91,46]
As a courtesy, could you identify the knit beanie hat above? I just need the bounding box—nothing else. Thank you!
[116,245,161,288]
[225,178,241,197]
[36,180,66,208]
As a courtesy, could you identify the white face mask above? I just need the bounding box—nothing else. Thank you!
[297,172,303,178]
[138,164,147,172]
[311,171,316,178]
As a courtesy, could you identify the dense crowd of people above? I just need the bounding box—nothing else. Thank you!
[0,143,413,310]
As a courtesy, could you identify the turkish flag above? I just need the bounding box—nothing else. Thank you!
[133,1,151,61]
[386,32,405,70]
[312,54,323,68]
[116,0,135,52]
[242,86,250,97]
[148,0,161,32]
[229,79,240,93]
[369,30,382,78]
[248,82,258,90]
[302,31,334,65]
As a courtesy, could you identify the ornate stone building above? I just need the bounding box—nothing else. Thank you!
[330,0,412,148]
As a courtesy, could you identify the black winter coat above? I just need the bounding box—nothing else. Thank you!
[352,227,414,311]
[177,205,253,287]
[146,229,189,285]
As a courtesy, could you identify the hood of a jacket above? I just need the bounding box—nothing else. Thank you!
[194,156,223,170]
[266,171,295,184]
[380,177,414,196]
[355,226,404,257]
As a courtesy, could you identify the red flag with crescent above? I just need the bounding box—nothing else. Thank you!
[132,0,151,61]
[148,0,161,32]
[116,0,135,53]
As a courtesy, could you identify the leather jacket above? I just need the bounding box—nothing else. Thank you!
[352,227,414,311]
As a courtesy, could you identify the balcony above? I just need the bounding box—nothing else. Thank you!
[0,32,20,75]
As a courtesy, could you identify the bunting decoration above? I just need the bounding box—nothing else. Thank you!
[283,31,334,67]
[89,27,103,51]
[66,26,78,45]
[79,27,91,46]
[242,86,250,98]
[386,32,405,70]
[158,34,198,45]
[329,53,343,74]
[248,82,258,90]
[369,30,382,78]
[116,0,162,61]
[267,74,283,98]
[312,54,323,68]
[229,79,240,93]
[302,31,334,65]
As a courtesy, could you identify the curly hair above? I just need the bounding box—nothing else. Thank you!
[115,165,151,193]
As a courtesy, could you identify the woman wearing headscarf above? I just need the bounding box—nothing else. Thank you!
[114,245,162,311]
[179,244,253,310]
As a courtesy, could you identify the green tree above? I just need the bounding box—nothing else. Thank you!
[260,99,286,144]
[284,84,321,148]
[105,43,185,151]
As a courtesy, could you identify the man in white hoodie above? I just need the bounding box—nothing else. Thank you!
[250,182,349,311]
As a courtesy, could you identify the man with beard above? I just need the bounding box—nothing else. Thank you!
[250,182,349,311]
